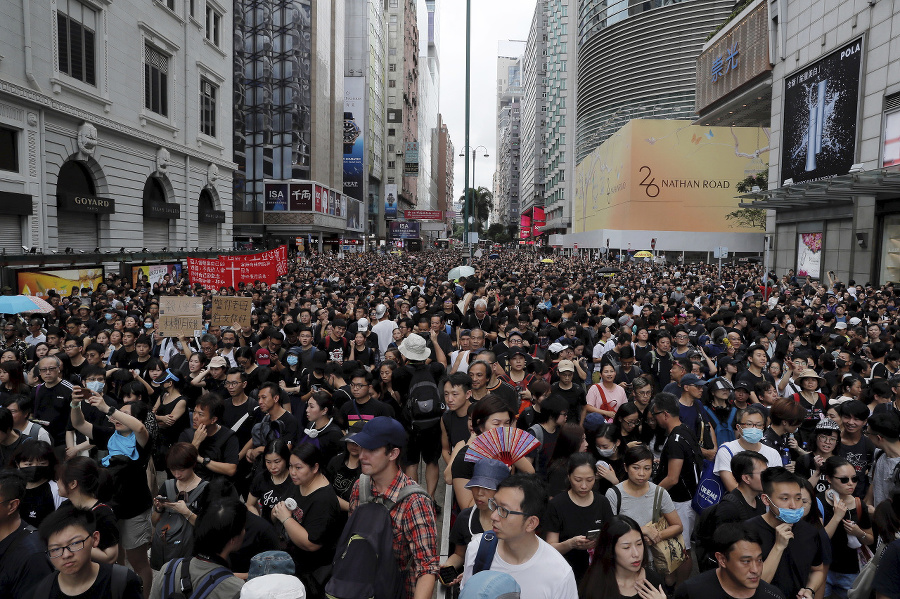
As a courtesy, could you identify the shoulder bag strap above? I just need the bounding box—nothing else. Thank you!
[189,566,233,599]
[473,532,499,575]
[357,474,373,505]
[231,411,251,433]
[110,564,129,599]
[652,485,663,523]
[162,558,185,599]
[30,572,60,599]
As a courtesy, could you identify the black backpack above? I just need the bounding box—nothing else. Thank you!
[325,474,429,599]
[404,369,445,432]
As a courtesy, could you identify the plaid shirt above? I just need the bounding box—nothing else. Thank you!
[349,469,439,599]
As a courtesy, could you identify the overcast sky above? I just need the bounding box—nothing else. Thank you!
[438,0,537,207]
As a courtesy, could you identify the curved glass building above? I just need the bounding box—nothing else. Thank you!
[576,0,735,164]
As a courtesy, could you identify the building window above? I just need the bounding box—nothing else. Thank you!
[388,95,396,105]
[390,14,398,23]
[200,78,217,137]
[388,128,396,136]
[389,79,396,88]
[0,127,17,172]
[144,45,168,117]
[389,63,397,72]
[388,177,395,183]
[205,5,221,46]
[390,0,398,6]
[57,0,97,86]
[165,0,175,10]
[388,144,395,153]
[189,0,195,17]
[388,160,396,169]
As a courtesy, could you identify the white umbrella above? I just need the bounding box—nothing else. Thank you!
[448,265,475,281]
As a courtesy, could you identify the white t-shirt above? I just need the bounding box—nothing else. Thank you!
[713,439,783,476]
[21,421,52,445]
[461,534,578,599]
[450,350,470,374]
[371,319,398,357]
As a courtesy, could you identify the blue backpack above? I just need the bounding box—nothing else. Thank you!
[702,405,736,445]
[691,444,733,514]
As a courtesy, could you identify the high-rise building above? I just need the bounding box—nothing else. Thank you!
[416,0,440,212]
[232,0,345,246]
[346,0,387,242]
[384,0,419,213]
[543,0,576,236]
[437,114,454,213]
[0,0,233,253]
[520,0,549,223]
[575,0,734,163]
[495,44,525,228]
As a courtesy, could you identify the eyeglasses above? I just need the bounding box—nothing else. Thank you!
[38,367,58,373]
[487,498,525,519]
[834,475,859,484]
[224,381,242,387]
[621,419,640,426]
[651,411,665,418]
[350,382,368,388]
[47,536,91,559]
[635,390,653,397]
[738,422,765,430]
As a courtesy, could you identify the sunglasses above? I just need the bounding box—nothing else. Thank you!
[834,475,859,484]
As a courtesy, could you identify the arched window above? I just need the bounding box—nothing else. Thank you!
[143,176,170,250]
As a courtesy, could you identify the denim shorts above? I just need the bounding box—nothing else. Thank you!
[825,570,857,599]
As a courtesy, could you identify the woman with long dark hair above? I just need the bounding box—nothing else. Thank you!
[578,515,666,599]
[0,360,30,400]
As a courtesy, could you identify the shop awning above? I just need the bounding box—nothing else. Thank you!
[738,165,900,209]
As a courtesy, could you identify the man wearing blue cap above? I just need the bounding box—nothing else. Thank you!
[347,417,439,599]
[676,373,717,462]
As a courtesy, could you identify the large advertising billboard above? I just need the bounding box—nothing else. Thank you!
[132,263,183,287]
[343,77,365,202]
[289,183,313,211]
[780,38,862,184]
[264,182,289,211]
[17,268,104,297]
[389,221,420,239]
[346,198,364,231]
[404,142,419,177]
[385,184,398,219]
[574,119,769,233]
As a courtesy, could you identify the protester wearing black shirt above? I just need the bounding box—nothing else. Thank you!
[177,394,240,482]
[0,470,54,599]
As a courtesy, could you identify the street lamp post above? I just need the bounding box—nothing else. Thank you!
[463,0,472,248]
[460,145,489,243]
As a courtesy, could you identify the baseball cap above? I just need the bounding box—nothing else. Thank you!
[707,377,733,392]
[557,359,575,373]
[357,318,370,332]
[548,342,566,354]
[459,571,520,599]
[348,416,408,449]
[209,356,228,368]
[374,304,388,319]
[848,317,862,326]
[601,317,615,327]
[835,322,848,330]
[255,348,272,365]
[680,373,705,387]
[733,379,751,391]
[248,551,295,578]
[506,347,530,360]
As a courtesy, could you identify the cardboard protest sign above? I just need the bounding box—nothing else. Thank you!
[210,296,252,329]
[157,297,203,338]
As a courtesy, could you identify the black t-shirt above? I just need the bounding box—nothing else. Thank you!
[33,380,74,446]
[448,506,485,551]
[113,347,136,369]
[340,398,395,426]
[0,523,54,599]
[442,410,471,450]
[249,472,295,524]
[42,563,144,599]
[674,568,785,599]
[451,443,475,481]
[549,383,587,423]
[285,485,342,574]
[229,512,280,576]
[20,481,59,529]
[795,453,829,494]
[654,424,701,502]
[177,426,240,481]
[220,398,259,449]
[837,436,876,498]
[544,491,614,580]
[295,422,344,462]
[486,380,520,414]
[325,453,361,503]
[744,516,823,598]
[92,426,153,519]
[736,369,775,394]
[818,494,871,573]
[318,336,351,364]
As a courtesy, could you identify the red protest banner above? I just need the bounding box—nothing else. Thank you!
[218,246,288,285]
[186,257,228,288]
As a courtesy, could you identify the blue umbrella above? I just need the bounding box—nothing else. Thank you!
[0,295,55,314]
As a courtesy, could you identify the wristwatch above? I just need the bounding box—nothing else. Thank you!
[343,111,361,154]
[106,406,116,417]
[203,457,211,466]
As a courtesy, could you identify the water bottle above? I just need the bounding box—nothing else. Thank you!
[781,447,791,466]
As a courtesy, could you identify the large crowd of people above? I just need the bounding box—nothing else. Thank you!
[1,248,900,599]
